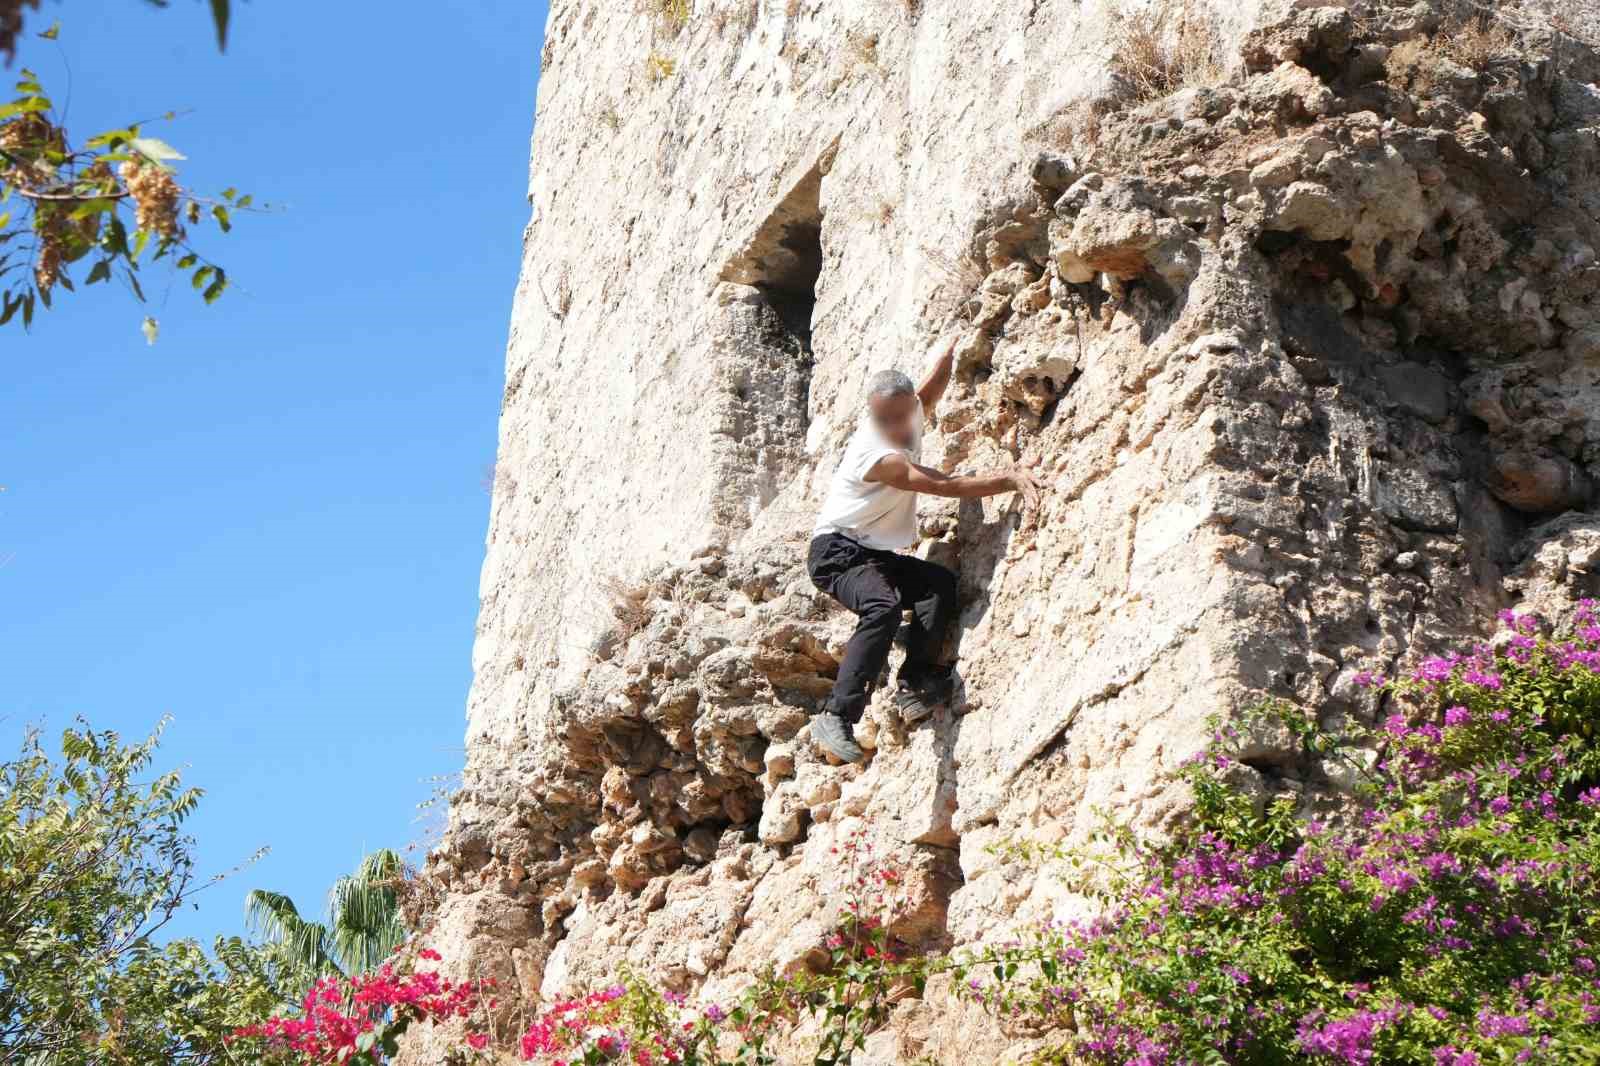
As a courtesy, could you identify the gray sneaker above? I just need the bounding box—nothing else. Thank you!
[811,712,864,764]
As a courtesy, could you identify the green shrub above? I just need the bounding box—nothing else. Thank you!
[963,606,1600,1064]
[0,720,286,1064]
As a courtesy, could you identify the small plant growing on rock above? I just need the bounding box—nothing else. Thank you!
[1386,12,1519,90]
[783,831,925,1065]
[647,0,691,30]
[1436,12,1518,70]
[1105,2,1224,104]
[708,1,760,38]
[919,245,985,325]
[510,832,934,1065]
[646,51,678,82]
[600,574,654,643]
[845,29,880,73]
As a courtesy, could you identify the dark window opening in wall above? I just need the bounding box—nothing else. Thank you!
[721,160,825,353]
[760,222,822,351]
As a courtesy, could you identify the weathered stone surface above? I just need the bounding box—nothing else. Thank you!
[1376,362,1451,425]
[1488,446,1594,514]
[408,3,1600,1061]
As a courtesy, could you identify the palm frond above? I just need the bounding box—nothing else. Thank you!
[326,849,407,975]
[244,888,338,979]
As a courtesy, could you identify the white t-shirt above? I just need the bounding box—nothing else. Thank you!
[812,402,923,551]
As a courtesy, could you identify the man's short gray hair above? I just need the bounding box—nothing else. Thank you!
[867,369,915,401]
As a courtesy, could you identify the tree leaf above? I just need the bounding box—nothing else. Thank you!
[191,266,213,291]
[141,316,159,345]
[85,128,138,150]
[68,198,116,221]
[85,260,112,285]
[130,229,150,262]
[37,21,59,40]
[203,271,227,305]
[209,0,230,51]
[0,98,50,120]
[105,216,130,257]
[130,137,187,165]
[211,205,231,233]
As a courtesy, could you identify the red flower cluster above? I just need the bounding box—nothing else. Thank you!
[518,984,628,1060]
[229,964,489,1064]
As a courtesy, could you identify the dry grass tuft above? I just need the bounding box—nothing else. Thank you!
[391,855,447,937]
[644,0,691,30]
[1385,13,1518,89]
[1047,97,1117,157]
[1384,37,1429,83]
[600,575,654,643]
[709,0,759,37]
[1442,13,1518,68]
[538,266,573,321]
[1107,3,1225,104]
[1027,2,1224,160]
[921,245,986,325]
[645,51,677,82]
[846,29,881,70]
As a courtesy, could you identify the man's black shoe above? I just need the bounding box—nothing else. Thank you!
[896,667,954,723]
[895,684,939,723]
[896,672,940,723]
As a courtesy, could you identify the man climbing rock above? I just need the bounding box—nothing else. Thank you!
[807,336,1042,763]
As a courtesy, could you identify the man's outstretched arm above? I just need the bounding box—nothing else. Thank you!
[867,453,1042,509]
[917,336,957,414]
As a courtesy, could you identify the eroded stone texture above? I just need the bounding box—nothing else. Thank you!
[410,1,1600,1060]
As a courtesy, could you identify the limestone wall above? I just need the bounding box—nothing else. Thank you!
[416,1,1600,1060]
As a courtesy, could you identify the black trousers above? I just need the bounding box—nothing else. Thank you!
[807,533,958,722]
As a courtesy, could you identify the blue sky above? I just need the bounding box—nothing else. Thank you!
[0,0,549,943]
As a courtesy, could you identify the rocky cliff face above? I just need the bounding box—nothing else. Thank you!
[416,0,1600,1060]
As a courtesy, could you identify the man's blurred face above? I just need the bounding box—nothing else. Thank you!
[868,391,919,449]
